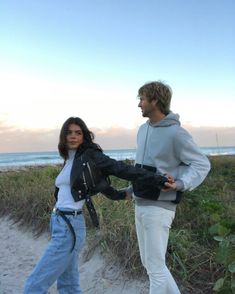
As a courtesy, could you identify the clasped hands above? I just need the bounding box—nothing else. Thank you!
[124,174,177,200]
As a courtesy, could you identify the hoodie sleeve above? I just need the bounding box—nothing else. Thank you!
[174,127,211,191]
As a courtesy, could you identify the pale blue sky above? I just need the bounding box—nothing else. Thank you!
[0,0,234,151]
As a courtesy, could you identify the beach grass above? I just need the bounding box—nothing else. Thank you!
[0,156,234,293]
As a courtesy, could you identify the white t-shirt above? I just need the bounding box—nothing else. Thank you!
[55,150,85,210]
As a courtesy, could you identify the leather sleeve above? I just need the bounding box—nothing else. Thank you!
[102,186,126,201]
[91,149,166,186]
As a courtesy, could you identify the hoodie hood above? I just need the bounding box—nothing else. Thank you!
[148,112,180,127]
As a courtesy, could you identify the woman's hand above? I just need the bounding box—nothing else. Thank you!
[124,190,132,200]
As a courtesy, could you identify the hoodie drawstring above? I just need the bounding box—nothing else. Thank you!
[141,123,149,168]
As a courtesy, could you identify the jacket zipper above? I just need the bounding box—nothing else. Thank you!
[87,161,96,188]
[82,162,88,190]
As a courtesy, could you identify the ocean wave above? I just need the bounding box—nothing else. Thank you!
[0,147,234,169]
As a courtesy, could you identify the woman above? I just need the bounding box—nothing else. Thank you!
[24,117,169,294]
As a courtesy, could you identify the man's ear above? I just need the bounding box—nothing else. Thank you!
[152,99,158,107]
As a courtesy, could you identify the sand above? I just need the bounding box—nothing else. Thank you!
[0,216,148,294]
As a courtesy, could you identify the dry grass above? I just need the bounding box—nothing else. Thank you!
[0,156,234,293]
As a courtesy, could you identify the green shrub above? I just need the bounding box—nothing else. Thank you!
[0,155,234,293]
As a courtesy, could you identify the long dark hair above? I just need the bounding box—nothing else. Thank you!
[58,117,101,159]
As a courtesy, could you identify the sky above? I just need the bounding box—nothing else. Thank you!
[0,0,235,152]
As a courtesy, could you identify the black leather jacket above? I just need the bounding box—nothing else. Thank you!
[54,145,167,202]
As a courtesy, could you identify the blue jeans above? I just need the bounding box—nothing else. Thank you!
[24,211,86,294]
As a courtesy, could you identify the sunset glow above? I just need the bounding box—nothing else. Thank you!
[0,0,234,152]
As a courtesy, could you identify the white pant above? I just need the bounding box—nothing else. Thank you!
[135,205,181,294]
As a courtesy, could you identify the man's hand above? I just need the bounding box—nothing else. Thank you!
[162,181,177,192]
[165,174,174,184]
[162,174,177,192]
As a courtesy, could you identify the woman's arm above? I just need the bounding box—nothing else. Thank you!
[101,186,127,200]
[90,149,168,188]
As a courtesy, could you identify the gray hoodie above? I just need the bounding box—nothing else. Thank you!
[133,112,211,211]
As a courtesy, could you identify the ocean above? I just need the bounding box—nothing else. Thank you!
[0,146,235,170]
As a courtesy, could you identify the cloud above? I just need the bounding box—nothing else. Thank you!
[92,127,137,149]
[0,121,59,152]
[94,125,235,149]
[183,124,235,147]
[92,125,235,149]
[0,121,234,153]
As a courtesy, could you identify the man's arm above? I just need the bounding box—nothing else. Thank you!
[174,128,211,191]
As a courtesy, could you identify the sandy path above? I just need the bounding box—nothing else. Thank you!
[0,217,148,294]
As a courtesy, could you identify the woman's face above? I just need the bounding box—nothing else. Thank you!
[66,123,84,150]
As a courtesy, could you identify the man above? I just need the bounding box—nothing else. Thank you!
[131,81,211,294]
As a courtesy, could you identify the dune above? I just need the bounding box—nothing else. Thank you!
[0,216,148,294]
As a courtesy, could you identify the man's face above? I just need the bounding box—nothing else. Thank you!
[138,94,156,118]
